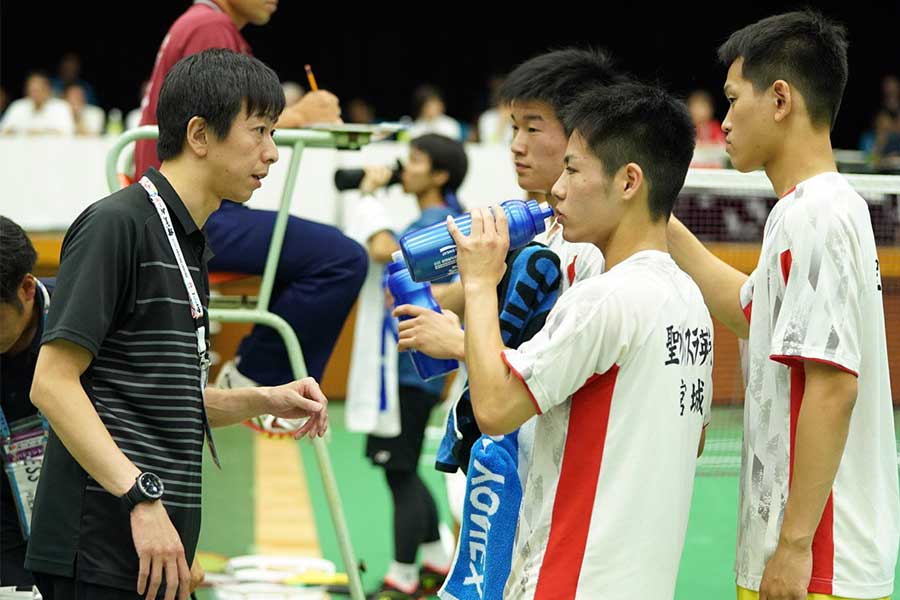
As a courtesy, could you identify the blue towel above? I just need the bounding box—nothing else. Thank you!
[437,243,561,599]
[440,433,523,600]
[435,243,561,475]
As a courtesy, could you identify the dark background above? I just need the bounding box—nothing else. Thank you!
[1,2,897,149]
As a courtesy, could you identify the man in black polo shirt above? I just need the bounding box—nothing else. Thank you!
[0,217,52,589]
[25,49,329,600]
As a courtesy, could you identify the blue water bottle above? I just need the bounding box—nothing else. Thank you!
[388,252,459,381]
[398,199,554,282]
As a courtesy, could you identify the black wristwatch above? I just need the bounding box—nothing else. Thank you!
[122,472,164,511]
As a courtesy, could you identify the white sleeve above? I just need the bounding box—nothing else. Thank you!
[501,283,631,414]
[0,101,23,133]
[704,321,714,428]
[740,269,755,324]
[343,193,394,246]
[769,209,862,376]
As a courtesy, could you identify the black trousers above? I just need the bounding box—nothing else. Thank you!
[34,572,170,600]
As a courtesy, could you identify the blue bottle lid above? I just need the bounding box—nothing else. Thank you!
[528,201,555,233]
[388,250,407,275]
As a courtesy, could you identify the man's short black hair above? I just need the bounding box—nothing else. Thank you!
[410,133,468,193]
[561,82,695,222]
[718,10,849,129]
[0,216,37,311]
[498,48,621,131]
[157,49,285,161]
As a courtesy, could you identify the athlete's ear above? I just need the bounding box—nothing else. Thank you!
[772,79,792,123]
[621,162,644,202]
[185,116,210,158]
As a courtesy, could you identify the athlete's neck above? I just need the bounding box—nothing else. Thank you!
[417,188,446,211]
[765,128,837,198]
[159,161,222,228]
[600,209,668,271]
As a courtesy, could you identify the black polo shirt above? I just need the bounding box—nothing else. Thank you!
[1,279,52,569]
[25,168,213,591]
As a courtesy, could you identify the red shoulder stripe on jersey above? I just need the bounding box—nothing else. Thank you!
[501,351,542,415]
[780,249,793,285]
[770,355,859,378]
[534,366,619,599]
[743,301,753,324]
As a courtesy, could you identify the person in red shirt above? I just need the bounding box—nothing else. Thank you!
[135,0,368,389]
[687,89,726,146]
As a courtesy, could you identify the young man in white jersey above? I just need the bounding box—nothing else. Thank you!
[448,82,712,599]
[394,47,617,358]
[667,10,899,600]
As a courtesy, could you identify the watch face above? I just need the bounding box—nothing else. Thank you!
[138,473,164,499]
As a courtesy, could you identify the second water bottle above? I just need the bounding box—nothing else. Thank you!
[398,199,554,282]
[387,252,459,381]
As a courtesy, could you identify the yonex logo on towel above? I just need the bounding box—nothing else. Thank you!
[463,457,506,597]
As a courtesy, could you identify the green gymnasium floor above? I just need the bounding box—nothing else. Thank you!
[194,405,900,599]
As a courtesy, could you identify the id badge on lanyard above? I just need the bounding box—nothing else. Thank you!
[1,414,48,539]
[140,176,220,467]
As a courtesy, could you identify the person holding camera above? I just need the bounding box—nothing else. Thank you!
[344,134,467,599]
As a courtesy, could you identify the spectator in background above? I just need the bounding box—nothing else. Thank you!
[406,85,462,140]
[350,134,468,598]
[870,110,900,170]
[63,83,105,136]
[0,72,74,136]
[860,110,899,154]
[858,75,900,170]
[347,97,375,124]
[282,81,305,106]
[477,75,512,144]
[50,53,98,106]
[687,89,726,168]
[687,89,725,144]
[881,74,899,115]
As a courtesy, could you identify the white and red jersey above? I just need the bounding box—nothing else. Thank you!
[736,172,899,597]
[535,217,605,292]
[501,250,713,600]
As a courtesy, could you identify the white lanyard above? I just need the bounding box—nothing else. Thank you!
[35,278,50,318]
[139,176,219,467]
[139,176,208,358]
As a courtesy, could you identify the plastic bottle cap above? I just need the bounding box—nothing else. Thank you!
[537,202,554,220]
[391,250,405,264]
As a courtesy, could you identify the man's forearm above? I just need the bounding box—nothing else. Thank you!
[463,283,520,434]
[667,216,749,338]
[204,386,269,428]
[434,280,465,315]
[32,376,139,496]
[779,366,856,549]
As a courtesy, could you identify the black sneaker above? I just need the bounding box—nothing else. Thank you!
[418,565,449,596]
[369,580,421,600]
